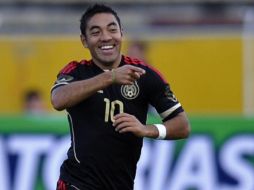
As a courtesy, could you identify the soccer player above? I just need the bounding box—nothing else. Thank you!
[51,4,190,190]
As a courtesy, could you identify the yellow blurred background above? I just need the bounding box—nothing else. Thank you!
[0,34,247,114]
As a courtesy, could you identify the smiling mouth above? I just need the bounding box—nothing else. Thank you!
[99,45,115,50]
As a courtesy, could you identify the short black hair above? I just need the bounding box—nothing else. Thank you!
[80,4,122,36]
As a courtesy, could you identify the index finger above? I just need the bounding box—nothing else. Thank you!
[128,65,146,75]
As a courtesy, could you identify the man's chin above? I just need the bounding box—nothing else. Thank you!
[99,56,118,66]
[93,53,121,67]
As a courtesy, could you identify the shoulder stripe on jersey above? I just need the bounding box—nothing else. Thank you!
[160,103,181,119]
[60,61,79,74]
[123,55,167,83]
[123,55,145,66]
[59,59,92,75]
[80,59,92,65]
[146,64,167,83]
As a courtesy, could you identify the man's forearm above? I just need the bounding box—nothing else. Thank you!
[51,71,113,110]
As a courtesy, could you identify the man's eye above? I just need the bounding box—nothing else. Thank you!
[110,28,117,32]
[91,31,100,35]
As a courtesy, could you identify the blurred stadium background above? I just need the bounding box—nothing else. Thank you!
[0,0,254,190]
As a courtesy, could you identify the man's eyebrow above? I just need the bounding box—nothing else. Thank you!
[107,22,118,27]
[88,22,118,31]
[89,26,100,31]
[89,22,117,30]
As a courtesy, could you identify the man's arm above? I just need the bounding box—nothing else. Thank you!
[51,65,146,111]
[51,71,112,111]
[158,112,190,140]
[113,112,190,140]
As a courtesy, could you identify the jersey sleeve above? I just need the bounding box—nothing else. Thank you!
[145,67,184,122]
[51,61,80,92]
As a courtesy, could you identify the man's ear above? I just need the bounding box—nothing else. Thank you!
[80,34,88,48]
[120,28,123,37]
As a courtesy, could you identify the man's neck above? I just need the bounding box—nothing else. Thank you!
[92,55,122,70]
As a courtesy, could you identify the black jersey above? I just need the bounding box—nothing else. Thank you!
[51,55,184,190]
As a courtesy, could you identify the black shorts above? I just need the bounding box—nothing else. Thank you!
[56,179,80,190]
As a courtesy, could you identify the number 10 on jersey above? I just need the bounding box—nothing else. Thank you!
[104,98,124,122]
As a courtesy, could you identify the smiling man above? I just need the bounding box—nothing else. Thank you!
[51,4,190,190]
[80,13,122,67]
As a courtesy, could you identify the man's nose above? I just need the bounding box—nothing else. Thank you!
[100,31,112,41]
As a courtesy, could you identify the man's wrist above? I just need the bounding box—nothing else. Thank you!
[154,124,167,139]
[101,70,114,86]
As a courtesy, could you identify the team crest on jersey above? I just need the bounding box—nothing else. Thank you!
[121,81,140,100]
[56,75,74,83]
[165,85,177,102]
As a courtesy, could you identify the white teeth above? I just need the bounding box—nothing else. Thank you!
[101,45,113,50]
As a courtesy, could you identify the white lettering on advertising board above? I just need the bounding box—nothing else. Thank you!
[0,135,253,190]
